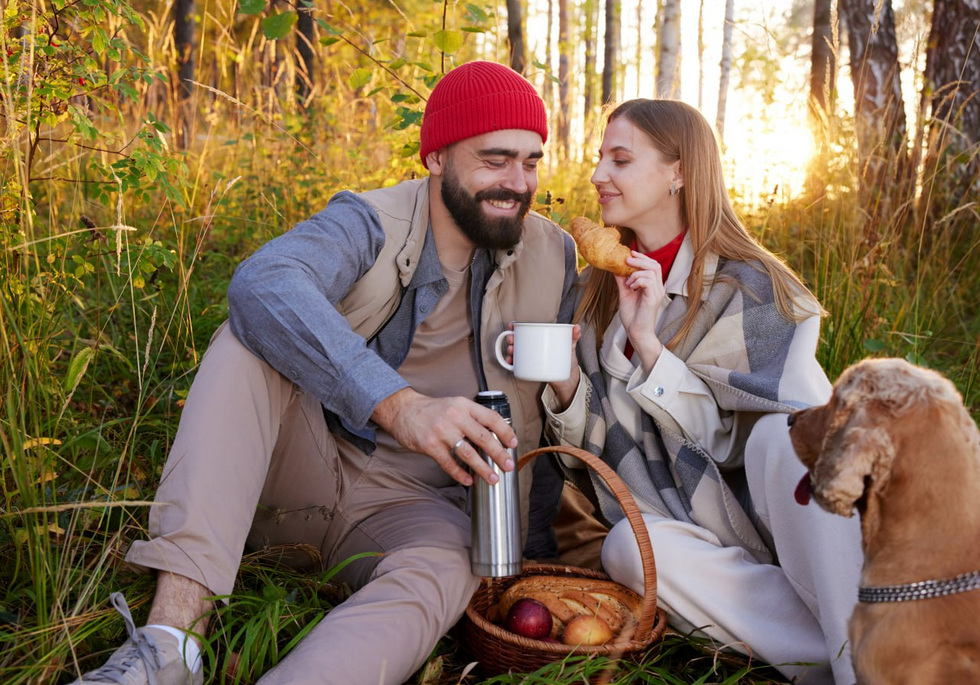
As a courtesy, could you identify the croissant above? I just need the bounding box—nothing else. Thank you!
[568,217,636,277]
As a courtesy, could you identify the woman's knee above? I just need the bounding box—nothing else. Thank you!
[600,518,650,595]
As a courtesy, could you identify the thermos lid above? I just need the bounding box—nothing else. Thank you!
[474,390,510,420]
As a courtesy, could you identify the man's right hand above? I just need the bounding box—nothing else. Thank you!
[370,388,518,486]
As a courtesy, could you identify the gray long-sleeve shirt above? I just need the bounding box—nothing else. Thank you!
[227,189,578,451]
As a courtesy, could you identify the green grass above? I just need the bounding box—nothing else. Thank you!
[2,1,979,683]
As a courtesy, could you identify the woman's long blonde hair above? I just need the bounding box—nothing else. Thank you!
[575,99,822,348]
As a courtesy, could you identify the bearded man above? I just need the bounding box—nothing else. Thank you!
[71,61,577,685]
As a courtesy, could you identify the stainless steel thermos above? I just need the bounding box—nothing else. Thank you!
[469,390,522,577]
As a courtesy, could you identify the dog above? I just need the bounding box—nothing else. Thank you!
[788,358,980,684]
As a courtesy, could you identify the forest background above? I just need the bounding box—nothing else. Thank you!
[1,0,978,682]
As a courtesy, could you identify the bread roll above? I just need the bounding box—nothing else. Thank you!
[497,575,642,639]
[568,217,636,277]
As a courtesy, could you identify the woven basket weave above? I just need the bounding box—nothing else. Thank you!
[464,445,668,674]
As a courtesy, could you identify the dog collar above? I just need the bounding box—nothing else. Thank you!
[858,570,980,603]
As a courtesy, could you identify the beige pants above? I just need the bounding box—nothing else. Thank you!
[127,324,480,684]
[601,413,861,685]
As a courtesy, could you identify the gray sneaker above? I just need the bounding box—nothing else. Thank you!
[70,593,203,685]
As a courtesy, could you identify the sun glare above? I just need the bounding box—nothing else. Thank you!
[525,0,820,204]
[722,105,816,204]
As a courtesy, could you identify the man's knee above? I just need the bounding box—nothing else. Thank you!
[374,546,480,622]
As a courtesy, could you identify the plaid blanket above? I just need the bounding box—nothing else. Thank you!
[577,258,829,564]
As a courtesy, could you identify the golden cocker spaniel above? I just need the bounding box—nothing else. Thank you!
[788,358,980,684]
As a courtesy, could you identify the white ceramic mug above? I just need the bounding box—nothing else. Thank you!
[494,323,573,382]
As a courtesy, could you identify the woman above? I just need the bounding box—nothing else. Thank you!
[545,100,861,684]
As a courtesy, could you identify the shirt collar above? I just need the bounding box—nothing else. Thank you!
[410,224,450,291]
[663,233,718,301]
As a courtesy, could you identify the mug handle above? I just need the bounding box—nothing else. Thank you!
[494,330,514,371]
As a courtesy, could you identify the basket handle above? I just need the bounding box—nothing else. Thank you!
[518,445,659,643]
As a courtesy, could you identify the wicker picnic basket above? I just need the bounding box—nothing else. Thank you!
[464,445,668,674]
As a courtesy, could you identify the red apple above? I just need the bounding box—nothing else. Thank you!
[504,598,553,639]
[562,614,613,645]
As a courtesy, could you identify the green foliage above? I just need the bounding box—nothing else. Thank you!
[201,553,377,683]
[1,0,977,683]
[448,630,787,683]
[262,11,298,40]
[238,0,266,15]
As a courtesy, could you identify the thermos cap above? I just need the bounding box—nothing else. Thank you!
[475,390,511,420]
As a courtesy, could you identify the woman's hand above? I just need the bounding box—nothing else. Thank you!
[548,323,582,410]
[615,251,666,372]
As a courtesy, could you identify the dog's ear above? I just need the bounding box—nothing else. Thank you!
[814,409,896,517]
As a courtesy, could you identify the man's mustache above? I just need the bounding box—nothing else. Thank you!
[474,188,532,205]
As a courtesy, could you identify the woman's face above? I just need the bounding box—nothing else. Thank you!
[590,116,681,232]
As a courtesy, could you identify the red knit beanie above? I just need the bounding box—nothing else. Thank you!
[419,61,548,168]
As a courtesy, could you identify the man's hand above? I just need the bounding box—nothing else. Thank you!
[371,388,518,486]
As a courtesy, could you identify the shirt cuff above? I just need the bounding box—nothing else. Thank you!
[337,354,410,429]
[542,373,588,449]
[626,347,688,411]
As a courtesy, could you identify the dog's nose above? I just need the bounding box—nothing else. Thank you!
[787,413,796,427]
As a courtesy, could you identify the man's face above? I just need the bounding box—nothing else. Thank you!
[435,129,543,250]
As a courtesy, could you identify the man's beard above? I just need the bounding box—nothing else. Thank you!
[441,161,532,251]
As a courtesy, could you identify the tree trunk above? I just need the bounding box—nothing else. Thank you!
[507,0,527,74]
[174,0,195,149]
[635,0,643,96]
[805,0,839,198]
[656,0,680,97]
[602,0,620,104]
[810,0,838,117]
[545,0,555,114]
[296,0,315,103]
[558,0,571,156]
[841,0,908,224]
[715,0,734,143]
[697,0,705,109]
[583,0,597,124]
[263,0,285,111]
[918,0,980,230]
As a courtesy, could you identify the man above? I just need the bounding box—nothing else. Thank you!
[72,60,577,685]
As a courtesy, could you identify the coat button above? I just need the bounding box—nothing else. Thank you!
[653,386,664,397]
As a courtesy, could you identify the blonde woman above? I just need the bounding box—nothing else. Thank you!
[545,100,861,684]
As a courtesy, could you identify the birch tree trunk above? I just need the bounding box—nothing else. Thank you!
[841,0,909,225]
[507,0,527,74]
[583,0,598,141]
[918,0,980,229]
[656,0,680,97]
[636,0,644,97]
[715,0,734,143]
[697,0,705,110]
[545,0,555,115]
